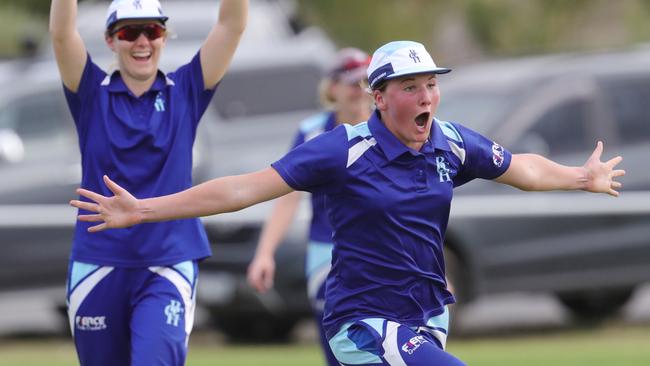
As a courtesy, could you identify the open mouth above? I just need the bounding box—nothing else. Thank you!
[132,51,152,62]
[414,112,430,127]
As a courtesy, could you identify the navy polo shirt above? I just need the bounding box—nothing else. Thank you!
[64,52,216,267]
[272,110,512,337]
[289,110,337,243]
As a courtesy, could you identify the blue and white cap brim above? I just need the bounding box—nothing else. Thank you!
[383,65,451,81]
[367,40,451,88]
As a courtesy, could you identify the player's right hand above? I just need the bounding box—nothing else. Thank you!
[70,175,143,232]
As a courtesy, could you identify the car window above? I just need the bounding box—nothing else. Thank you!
[0,90,73,162]
[519,99,591,156]
[599,76,650,143]
[436,92,519,133]
[212,64,321,120]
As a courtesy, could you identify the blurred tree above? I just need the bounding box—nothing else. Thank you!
[2,0,650,60]
[297,0,447,52]
[298,0,650,64]
[0,0,98,58]
[0,4,47,58]
[3,0,50,16]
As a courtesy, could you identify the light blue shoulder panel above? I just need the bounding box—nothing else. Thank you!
[299,111,330,134]
[436,119,463,143]
[343,121,371,141]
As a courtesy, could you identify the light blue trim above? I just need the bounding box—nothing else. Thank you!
[329,322,383,365]
[361,318,386,338]
[69,261,100,291]
[299,112,329,134]
[425,306,450,331]
[437,120,463,143]
[305,241,333,276]
[172,260,195,286]
[344,122,371,141]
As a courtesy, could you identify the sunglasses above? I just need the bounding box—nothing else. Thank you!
[341,57,372,72]
[111,24,166,42]
[329,57,372,84]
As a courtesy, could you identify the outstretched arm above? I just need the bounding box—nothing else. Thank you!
[50,0,87,92]
[495,141,625,196]
[247,191,302,293]
[70,167,293,232]
[200,0,248,89]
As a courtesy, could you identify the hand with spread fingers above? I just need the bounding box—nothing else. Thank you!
[70,175,142,232]
[583,141,626,196]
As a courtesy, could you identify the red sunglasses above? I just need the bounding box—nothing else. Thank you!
[340,57,372,72]
[111,24,166,42]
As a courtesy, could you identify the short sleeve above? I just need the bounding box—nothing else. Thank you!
[272,125,348,194]
[166,51,217,128]
[62,54,105,132]
[453,122,512,187]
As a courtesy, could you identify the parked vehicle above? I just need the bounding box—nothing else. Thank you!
[436,45,650,322]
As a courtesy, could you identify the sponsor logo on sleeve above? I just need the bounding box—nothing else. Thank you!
[492,142,505,167]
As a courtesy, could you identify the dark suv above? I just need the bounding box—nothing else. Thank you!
[436,46,650,322]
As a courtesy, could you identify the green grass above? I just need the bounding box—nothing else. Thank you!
[449,326,650,366]
[1,325,649,366]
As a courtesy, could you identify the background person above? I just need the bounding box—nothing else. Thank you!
[69,40,624,366]
[247,47,372,366]
[50,0,247,364]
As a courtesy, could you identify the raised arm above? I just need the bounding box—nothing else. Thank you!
[200,0,248,89]
[70,167,293,232]
[495,141,625,196]
[49,0,88,92]
[247,191,302,292]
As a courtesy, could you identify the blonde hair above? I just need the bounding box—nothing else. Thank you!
[317,77,336,109]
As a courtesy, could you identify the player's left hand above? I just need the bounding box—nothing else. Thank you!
[582,141,625,196]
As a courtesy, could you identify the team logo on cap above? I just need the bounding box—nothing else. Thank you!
[409,49,421,63]
[133,0,142,9]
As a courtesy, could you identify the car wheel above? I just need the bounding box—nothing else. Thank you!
[557,288,634,323]
[444,246,467,335]
[211,312,298,343]
[444,246,467,303]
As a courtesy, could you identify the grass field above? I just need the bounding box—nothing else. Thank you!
[1,324,649,366]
